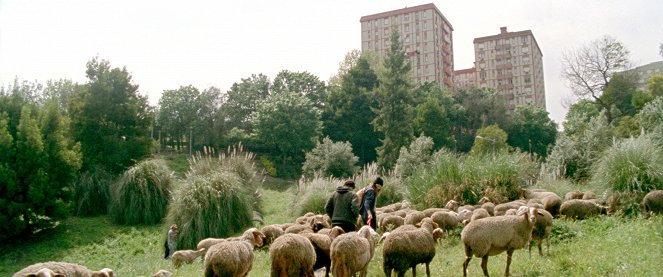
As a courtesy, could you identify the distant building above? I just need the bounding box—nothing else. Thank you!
[624,60,663,91]
[453,67,476,89]
[360,3,454,89]
[460,27,546,110]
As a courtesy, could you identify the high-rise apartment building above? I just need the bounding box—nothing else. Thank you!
[360,3,454,88]
[456,27,545,110]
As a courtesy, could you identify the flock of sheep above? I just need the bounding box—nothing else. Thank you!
[13,189,663,277]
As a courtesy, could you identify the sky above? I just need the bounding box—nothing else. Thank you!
[1,0,662,125]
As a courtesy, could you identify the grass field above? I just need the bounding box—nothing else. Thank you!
[2,183,663,276]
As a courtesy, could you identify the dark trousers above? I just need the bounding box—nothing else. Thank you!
[332,221,356,233]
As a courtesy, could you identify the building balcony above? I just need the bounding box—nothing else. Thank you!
[443,66,453,75]
[496,63,513,69]
[441,44,451,54]
[443,55,452,64]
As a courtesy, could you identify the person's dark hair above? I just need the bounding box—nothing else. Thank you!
[344,179,356,189]
[373,176,384,186]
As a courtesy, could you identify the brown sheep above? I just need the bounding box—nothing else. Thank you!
[302,226,345,277]
[461,206,543,277]
[379,214,405,233]
[13,262,102,277]
[522,189,563,216]
[560,199,607,219]
[330,225,377,277]
[529,209,553,257]
[564,190,584,201]
[404,210,426,225]
[494,200,526,216]
[643,190,663,214]
[430,210,461,231]
[261,224,286,247]
[171,248,206,268]
[382,218,439,277]
[203,228,265,277]
[269,233,317,277]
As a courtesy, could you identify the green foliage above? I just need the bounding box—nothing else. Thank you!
[272,70,327,109]
[166,145,262,249]
[72,57,154,174]
[590,135,663,193]
[72,166,113,216]
[302,137,359,178]
[373,30,416,169]
[108,159,174,225]
[323,55,380,164]
[260,156,277,177]
[222,74,271,133]
[414,84,455,149]
[450,87,510,152]
[253,91,322,167]
[157,85,200,150]
[395,135,434,178]
[506,106,558,158]
[407,150,537,208]
[647,74,663,98]
[470,124,509,157]
[601,72,639,117]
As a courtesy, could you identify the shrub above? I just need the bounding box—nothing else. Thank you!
[166,145,263,249]
[108,159,174,225]
[260,156,277,177]
[394,135,434,178]
[353,163,403,208]
[301,137,359,179]
[590,135,663,193]
[407,150,537,208]
[168,171,253,250]
[72,166,113,216]
[293,176,339,216]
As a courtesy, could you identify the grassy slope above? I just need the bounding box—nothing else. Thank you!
[2,185,663,276]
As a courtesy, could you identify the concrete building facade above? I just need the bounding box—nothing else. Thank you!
[360,3,454,88]
[456,27,546,110]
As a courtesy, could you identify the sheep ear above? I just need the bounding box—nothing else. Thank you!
[516,206,529,215]
[27,274,38,277]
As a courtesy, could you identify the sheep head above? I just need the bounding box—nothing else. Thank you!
[328,226,345,240]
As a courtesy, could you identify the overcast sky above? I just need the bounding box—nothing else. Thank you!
[1,0,662,125]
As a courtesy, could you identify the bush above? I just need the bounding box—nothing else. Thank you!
[302,137,359,179]
[108,159,174,224]
[108,159,174,225]
[294,176,339,216]
[394,135,434,178]
[72,166,113,216]
[166,145,263,249]
[590,135,663,193]
[407,150,537,208]
[260,156,277,177]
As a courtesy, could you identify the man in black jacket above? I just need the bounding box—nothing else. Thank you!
[325,179,360,232]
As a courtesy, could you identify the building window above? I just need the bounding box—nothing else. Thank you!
[524,76,531,83]
[405,14,409,21]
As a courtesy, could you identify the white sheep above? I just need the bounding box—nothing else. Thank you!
[269,233,317,277]
[329,225,377,277]
[92,268,114,277]
[382,218,439,277]
[529,208,553,257]
[24,268,62,277]
[461,206,543,277]
[171,248,206,268]
[151,269,173,277]
[203,228,265,277]
[197,227,265,255]
[522,189,563,216]
[560,199,607,219]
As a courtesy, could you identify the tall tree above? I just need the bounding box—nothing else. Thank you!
[222,74,270,133]
[561,35,631,123]
[158,85,201,150]
[253,91,322,171]
[451,87,510,152]
[323,55,380,164]
[272,70,327,109]
[506,106,558,158]
[372,30,416,169]
[196,86,224,148]
[413,82,459,150]
[72,58,153,174]
[601,72,639,117]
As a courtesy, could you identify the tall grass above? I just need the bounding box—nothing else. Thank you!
[72,165,113,216]
[108,159,174,225]
[166,144,262,249]
[294,175,339,216]
[407,150,538,208]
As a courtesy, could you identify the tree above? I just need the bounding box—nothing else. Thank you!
[451,87,510,152]
[222,74,270,133]
[506,106,558,158]
[195,86,224,148]
[323,55,380,164]
[563,99,600,136]
[561,35,631,123]
[272,70,327,109]
[157,85,200,150]
[601,72,639,117]
[373,30,416,169]
[647,74,663,98]
[253,91,322,171]
[470,125,509,157]
[301,137,359,178]
[72,58,153,174]
[413,82,458,150]
[328,49,362,88]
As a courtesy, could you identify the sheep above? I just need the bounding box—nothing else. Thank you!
[560,199,607,219]
[422,207,448,217]
[379,214,405,233]
[522,189,563,216]
[151,270,173,277]
[197,227,266,255]
[494,200,526,216]
[404,210,426,225]
[564,190,584,201]
[382,218,439,277]
[329,225,378,277]
[463,208,491,225]
[529,208,553,257]
[643,190,663,214]
[302,226,345,277]
[203,228,265,277]
[445,199,460,210]
[461,206,543,277]
[430,210,461,231]
[91,268,114,277]
[284,224,315,234]
[582,190,597,200]
[261,224,286,246]
[13,262,99,277]
[269,233,317,277]
[171,248,206,268]
[24,268,63,277]
[480,202,495,216]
